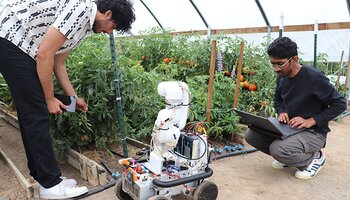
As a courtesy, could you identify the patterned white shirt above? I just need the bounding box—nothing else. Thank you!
[0,0,97,59]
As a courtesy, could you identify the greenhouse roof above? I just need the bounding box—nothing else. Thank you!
[0,0,349,62]
[127,0,350,62]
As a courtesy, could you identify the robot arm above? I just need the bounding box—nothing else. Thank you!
[152,81,191,149]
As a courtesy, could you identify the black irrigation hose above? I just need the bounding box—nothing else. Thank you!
[69,160,120,199]
[211,148,258,160]
[110,149,125,158]
[71,179,117,200]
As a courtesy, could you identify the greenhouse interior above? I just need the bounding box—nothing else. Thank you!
[0,0,350,200]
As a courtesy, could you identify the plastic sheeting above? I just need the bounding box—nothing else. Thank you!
[129,0,350,62]
[0,0,349,61]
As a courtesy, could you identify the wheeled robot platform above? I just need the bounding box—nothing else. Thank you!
[114,81,218,200]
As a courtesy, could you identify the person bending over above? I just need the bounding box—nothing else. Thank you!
[0,0,135,198]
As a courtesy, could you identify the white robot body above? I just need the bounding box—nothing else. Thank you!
[118,81,217,200]
[147,81,191,174]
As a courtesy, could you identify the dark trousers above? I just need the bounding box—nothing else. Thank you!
[244,127,326,170]
[0,37,61,188]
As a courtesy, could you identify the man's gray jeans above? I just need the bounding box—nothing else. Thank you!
[244,128,326,169]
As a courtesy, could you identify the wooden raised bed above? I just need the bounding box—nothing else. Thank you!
[0,105,151,199]
[0,107,109,199]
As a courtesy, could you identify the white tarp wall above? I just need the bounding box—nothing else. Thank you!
[1,0,349,61]
[128,0,350,62]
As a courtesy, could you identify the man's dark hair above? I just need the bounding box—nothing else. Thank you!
[267,37,298,59]
[96,0,135,33]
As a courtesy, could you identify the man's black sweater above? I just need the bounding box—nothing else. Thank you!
[274,66,347,137]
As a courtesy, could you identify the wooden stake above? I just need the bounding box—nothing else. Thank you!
[344,53,350,93]
[336,51,344,91]
[233,42,245,108]
[206,40,217,123]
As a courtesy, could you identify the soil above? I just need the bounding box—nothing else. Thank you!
[1,108,350,200]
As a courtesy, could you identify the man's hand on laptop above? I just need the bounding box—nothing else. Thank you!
[289,117,316,129]
[278,112,289,124]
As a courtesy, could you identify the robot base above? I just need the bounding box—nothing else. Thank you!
[114,174,218,200]
[114,164,217,200]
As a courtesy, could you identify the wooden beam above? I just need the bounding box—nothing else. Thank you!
[65,149,108,186]
[0,108,19,129]
[0,148,39,200]
[126,137,150,149]
[170,22,350,36]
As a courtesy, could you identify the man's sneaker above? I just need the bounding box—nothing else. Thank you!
[60,177,77,188]
[295,150,325,180]
[39,181,88,199]
[271,159,288,169]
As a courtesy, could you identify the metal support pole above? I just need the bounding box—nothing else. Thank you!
[109,32,128,158]
[189,0,211,38]
[314,21,318,68]
[140,0,163,29]
[254,0,272,44]
[267,26,272,44]
[279,13,284,37]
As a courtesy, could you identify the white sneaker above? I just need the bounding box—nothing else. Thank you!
[60,177,77,188]
[295,150,325,180]
[271,160,288,169]
[39,181,88,199]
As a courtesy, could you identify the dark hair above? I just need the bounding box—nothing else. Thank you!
[96,0,135,33]
[267,37,298,59]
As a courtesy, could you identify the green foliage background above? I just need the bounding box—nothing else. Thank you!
[0,29,346,155]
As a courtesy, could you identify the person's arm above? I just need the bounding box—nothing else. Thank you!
[54,52,76,96]
[289,73,346,129]
[274,77,284,113]
[274,77,289,123]
[36,26,68,114]
[312,73,347,125]
[54,52,88,112]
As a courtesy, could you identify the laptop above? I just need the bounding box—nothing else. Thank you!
[233,108,304,140]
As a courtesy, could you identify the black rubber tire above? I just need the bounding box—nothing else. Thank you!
[147,195,168,200]
[114,178,133,200]
[193,181,218,200]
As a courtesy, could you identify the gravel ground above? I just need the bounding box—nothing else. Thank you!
[1,109,350,200]
[0,157,26,200]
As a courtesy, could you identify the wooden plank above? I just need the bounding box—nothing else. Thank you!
[86,160,99,187]
[67,149,88,181]
[97,165,108,185]
[65,149,81,170]
[66,149,108,185]
[0,148,38,200]
[80,158,88,181]
[170,21,350,36]
[0,108,19,129]
[126,137,150,149]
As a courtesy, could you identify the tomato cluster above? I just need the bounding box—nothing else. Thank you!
[239,67,257,92]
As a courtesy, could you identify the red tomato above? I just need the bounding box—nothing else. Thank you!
[249,84,257,91]
[163,58,170,63]
[239,75,244,82]
[243,80,249,88]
